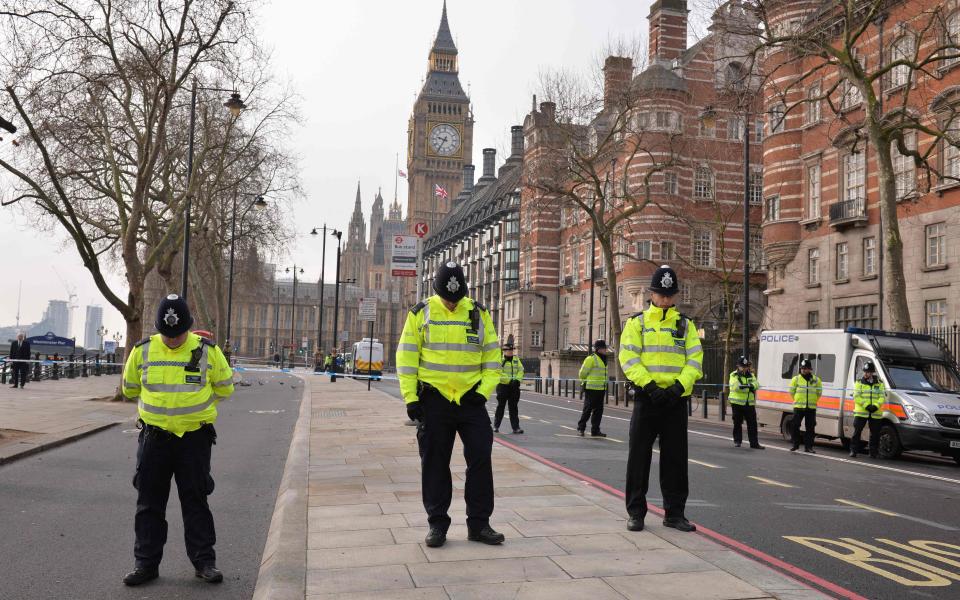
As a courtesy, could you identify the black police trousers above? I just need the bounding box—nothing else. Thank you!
[416,386,494,533]
[494,382,520,431]
[577,389,605,434]
[791,408,817,450]
[851,416,882,456]
[731,403,759,446]
[133,424,217,570]
[625,393,688,520]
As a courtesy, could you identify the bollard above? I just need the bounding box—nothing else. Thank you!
[1,361,6,384]
[721,391,727,421]
[68,354,75,379]
[33,352,41,381]
[81,353,88,378]
[95,354,101,376]
[703,390,708,419]
[52,355,60,380]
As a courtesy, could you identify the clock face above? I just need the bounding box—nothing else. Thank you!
[429,124,461,156]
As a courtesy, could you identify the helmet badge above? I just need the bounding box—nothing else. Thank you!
[660,272,674,289]
[164,308,179,326]
[446,276,460,293]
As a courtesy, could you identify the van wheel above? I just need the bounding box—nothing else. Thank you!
[876,424,903,459]
[779,414,794,441]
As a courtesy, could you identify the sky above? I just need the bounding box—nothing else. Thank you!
[0,0,665,344]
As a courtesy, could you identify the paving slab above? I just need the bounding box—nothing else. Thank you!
[409,556,569,587]
[603,570,771,600]
[444,578,625,600]
[306,564,414,596]
[307,542,427,569]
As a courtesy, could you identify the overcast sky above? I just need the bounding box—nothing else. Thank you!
[0,0,664,343]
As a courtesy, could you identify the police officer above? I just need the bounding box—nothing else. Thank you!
[789,359,822,453]
[620,266,703,533]
[494,343,524,434]
[850,361,886,458]
[120,294,234,586]
[396,262,505,548]
[577,340,609,437]
[729,356,764,449]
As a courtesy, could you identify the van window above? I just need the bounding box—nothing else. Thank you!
[781,353,798,379]
[782,352,836,381]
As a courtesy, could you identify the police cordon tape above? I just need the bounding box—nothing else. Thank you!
[0,357,127,367]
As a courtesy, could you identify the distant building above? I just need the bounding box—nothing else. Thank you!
[84,305,104,349]
[27,299,71,339]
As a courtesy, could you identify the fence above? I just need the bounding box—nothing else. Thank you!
[915,325,960,371]
[0,352,122,384]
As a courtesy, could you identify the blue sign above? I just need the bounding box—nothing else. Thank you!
[26,332,76,348]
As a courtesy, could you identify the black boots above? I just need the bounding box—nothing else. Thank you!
[122,567,158,586]
[626,517,644,531]
[425,528,447,548]
[195,565,223,583]
[663,517,697,532]
[468,525,505,545]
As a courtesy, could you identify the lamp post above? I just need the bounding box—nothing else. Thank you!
[310,225,330,355]
[96,325,108,352]
[225,193,267,359]
[180,80,247,300]
[273,284,280,365]
[285,265,304,367]
[743,113,751,359]
[331,230,345,354]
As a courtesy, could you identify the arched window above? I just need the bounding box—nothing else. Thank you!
[694,166,714,199]
[945,12,960,67]
[725,61,747,89]
[889,36,915,89]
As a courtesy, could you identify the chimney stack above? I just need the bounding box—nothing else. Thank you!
[539,101,556,121]
[510,126,524,158]
[603,56,634,109]
[648,0,688,64]
[462,164,475,192]
[481,148,496,180]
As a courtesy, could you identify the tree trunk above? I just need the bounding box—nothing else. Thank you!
[598,234,625,381]
[866,125,912,331]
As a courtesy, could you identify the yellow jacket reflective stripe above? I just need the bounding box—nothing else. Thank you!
[854,379,886,419]
[395,295,502,404]
[500,356,523,384]
[121,332,234,436]
[789,374,823,409]
[619,304,703,395]
[728,371,758,405]
[579,353,608,390]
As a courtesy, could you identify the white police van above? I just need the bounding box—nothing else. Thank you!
[756,328,960,464]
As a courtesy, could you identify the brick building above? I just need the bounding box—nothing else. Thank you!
[511,0,766,378]
[760,0,960,332]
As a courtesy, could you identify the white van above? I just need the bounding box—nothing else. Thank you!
[756,328,960,464]
[351,338,383,379]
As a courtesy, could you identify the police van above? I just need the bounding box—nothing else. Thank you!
[756,328,960,464]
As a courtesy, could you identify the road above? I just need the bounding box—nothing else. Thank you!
[0,371,302,600]
[372,377,960,600]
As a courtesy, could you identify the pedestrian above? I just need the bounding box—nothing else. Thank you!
[620,265,703,533]
[396,261,505,548]
[789,358,822,453]
[494,342,524,434]
[576,340,609,438]
[850,361,886,458]
[120,294,234,586]
[8,332,30,389]
[728,356,764,449]
[314,349,323,373]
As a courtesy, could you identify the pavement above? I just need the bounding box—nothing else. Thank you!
[254,375,831,600]
[0,374,134,464]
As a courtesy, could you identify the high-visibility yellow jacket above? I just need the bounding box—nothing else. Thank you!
[728,371,758,406]
[500,356,524,384]
[619,304,703,396]
[395,295,501,404]
[789,374,823,409]
[854,378,886,419]
[122,332,234,436]
[579,353,608,390]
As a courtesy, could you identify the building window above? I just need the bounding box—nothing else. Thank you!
[892,132,916,199]
[571,245,580,282]
[806,84,821,124]
[754,118,764,143]
[836,242,849,281]
[579,325,585,344]
[562,326,569,348]
[528,300,534,317]
[843,151,865,203]
[750,230,764,271]
[945,12,960,67]
[807,311,820,329]
[679,282,692,305]
[769,103,786,133]
[926,299,948,331]
[727,116,743,140]
[926,222,947,267]
[636,240,652,260]
[558,249,565,284]
[807,164,821,219]
[808,247,820,285]
[863,236,877,277]
[835,304,879,329]
[655,110,680,131]
[563,295,569,315]
[531,329,542,347]
[889,36,915,89]
[749,170,763,205]
[599,291,607,310]
[617,285,624,307]
[839,78,862,109]
[765,194,781,222]
[580,291,586,313]
[692,229,715,268]
[694,166,714,199]
[660,240,674,261]
[945,123,960,182]
[699,115,716,137]
[664,171,678,195]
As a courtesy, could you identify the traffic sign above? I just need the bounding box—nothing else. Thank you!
[414,221,429,238]
[359,297,377,322]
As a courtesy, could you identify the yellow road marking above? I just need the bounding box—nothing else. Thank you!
[559,425,579,432]
[553,433,623,443]
[520,415,532,420]
[836,498,899,517]
[749,475,796,488]
[689,458,722,469]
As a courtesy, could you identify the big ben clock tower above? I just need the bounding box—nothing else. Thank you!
[406,1,474,232]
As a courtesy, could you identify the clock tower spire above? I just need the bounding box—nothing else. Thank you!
[405,1,474,233]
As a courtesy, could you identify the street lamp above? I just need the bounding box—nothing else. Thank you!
[331,229,345,354]
[310,225,331,354]
[286,265,304,366]
[96,325,108,352]
[180,80,247,300]
[225,193,267,359]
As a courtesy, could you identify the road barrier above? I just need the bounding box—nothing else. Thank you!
[0,353,123,384]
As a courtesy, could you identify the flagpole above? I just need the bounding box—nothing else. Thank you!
[394,153,399,203]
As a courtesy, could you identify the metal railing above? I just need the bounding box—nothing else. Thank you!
[828,196,866,224]
[914,324,960,371]
[0,352,122,384]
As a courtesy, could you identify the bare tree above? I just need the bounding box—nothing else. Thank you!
[751,0,960,331]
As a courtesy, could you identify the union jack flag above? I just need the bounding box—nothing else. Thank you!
[434,184,448,199]
[398,169,407,178]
